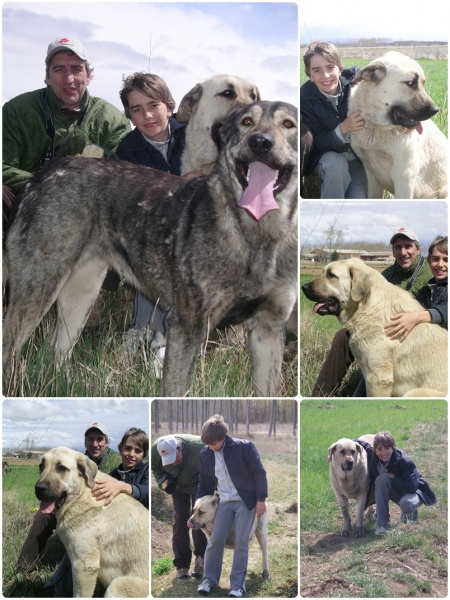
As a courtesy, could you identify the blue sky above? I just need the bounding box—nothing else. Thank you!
[2,399,149,453]
[300,0,448,44]
[2,2,299,110]
[300,201,448,251]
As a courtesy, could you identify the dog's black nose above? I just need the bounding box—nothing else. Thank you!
[248,133,274,155]
[35,481,48,498]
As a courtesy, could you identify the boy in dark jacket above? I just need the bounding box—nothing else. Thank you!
[356,432,437,535]
[300,40,367,198]
[117,73,202,376]
[196,415,268,598]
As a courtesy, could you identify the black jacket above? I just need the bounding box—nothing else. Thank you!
[196,435,268,510]
[416,277,448,329]
[300,67,359,175]
[110,460,149,509]
[355,439,438,509]
[116,116,186,175]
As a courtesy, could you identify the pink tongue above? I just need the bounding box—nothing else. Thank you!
[238,162,279,220]
[40,500,56,514]
[313,302,326,314]
[415,122,423,135]
[187,521,194,529]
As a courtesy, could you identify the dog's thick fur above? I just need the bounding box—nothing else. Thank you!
[177,74,260,175]
[302,258,448,397]
[3,101,298,397]
[348,51,448,199]
[188,492,269,577]
[328,434,374,537]
[35,447,148,598]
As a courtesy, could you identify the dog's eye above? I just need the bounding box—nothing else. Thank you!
[250,93,257,101]
[326,271,337,279]
[56,465,68,473]
[282,119,295,129]
[405,80,418,89]
[242,117,253,126]
[198,510,204,515]
[220,90,236,99]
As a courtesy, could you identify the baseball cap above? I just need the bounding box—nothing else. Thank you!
[46,37,88,64]
[157,435,178,466]
[84,421,109,437]
[390,227,419,245]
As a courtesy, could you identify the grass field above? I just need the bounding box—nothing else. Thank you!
[151,429,298,598]
[300,400,448,597]
[3,286,298,398]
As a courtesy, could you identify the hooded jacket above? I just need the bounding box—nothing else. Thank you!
[110,460,149,508]
[416,277,448,329]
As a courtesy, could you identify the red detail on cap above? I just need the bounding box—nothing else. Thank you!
[398,228,406,231]
[59,38,70,44]
[92,422,99,425]
[161,449,167,454]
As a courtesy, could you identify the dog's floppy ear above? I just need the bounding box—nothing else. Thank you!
[327,443,337,463]
[77,454,98,488]
[212,492,220,506]
[176,83,203,122]
[355,442,363,455]
[350,265,371,302]
[352,62,386,84]
[253,85,262,101]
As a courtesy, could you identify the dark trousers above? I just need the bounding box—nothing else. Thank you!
[312,328,354,396]
[172,492,207,569]
[300,123,313,197]
[17,511,57,570]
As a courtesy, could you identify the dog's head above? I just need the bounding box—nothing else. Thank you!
[350,51,439,132]
[328,439,364,472]
[218,101,297,220]
[302,258,373,321]
[35,446,98,515]
[187,492,220,530]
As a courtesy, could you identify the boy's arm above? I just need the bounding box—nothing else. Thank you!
[246,443,268,500]
[390,459,419,494]
[301,102,349,154]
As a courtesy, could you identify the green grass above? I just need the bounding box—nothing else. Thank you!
[2,465,40,505]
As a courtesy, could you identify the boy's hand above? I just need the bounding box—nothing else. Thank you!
[183,169,203,180]
[384,311,431,342]
[256,501,267,517]
[91,479,129,505]
[339,110,365,135]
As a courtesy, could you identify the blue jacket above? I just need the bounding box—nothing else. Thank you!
[116,116,186,175]
[355,440,438,508]
[416,277,448,329]
[110,460,149,509]
[300,67,359,175]
[196,436,268,510]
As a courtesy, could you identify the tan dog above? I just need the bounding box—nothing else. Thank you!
[302,258,448,397]
[328,434,375,537]
[35,447,148,598]
[177,74,261,175]
[348,51,448,198]
[188,492,269,577]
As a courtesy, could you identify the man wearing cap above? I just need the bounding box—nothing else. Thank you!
[311,227,433,397]
[3,37,130,199]
[16,421,122,573]
[151,434,207,580]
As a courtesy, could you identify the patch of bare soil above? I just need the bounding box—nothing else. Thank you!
[301,519,448,598]
[151,517,173,557]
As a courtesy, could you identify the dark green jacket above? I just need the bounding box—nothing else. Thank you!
[2,86,131,193]
[151,434,205,495]
[87,446,122,474]
[382,255,433,299]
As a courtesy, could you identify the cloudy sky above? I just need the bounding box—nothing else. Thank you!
[300,201,448,250]
[2,2,299,111]
[300,0,448,43]
[2,399,149,453]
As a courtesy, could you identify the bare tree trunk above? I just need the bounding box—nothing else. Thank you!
[293,400,297,436]
[168,400,173,433]
[268,400,277,437]
[246,400,250,436]
[152,400,160,435]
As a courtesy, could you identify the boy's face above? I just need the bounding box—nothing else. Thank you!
[128,89,172,142]
[309,53,340,95]
[207,438,226,452]
[120,436,144,469]
[375,445,394,463]
[429,247,448,280]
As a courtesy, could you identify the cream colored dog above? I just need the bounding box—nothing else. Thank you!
[328,434,374,537]
[302,258,448,397]
[348,51,448,199]
[35,447,148,598]
[188,492,269,577]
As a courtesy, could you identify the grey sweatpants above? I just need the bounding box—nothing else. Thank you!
[314,151,367,199]
[202,500,256,590]
[375,473,422,526]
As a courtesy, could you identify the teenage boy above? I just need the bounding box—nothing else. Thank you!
[196,415,268,597]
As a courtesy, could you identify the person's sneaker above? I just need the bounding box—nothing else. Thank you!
[153,346,166,380]
[123,328,146,361]
[198,580,213,594]
[401,507,419,524]
[229,587,246,597]
[375,523,391,535]
[177,568,191,579]
[191,556,204,578]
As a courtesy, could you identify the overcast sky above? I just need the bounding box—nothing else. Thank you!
[2,2,299,111]
[300,201,448,250]
[2,399,149,453]
[300,0,448,43]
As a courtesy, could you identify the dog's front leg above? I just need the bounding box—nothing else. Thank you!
[72,549,100,597]
[247,316,284,397]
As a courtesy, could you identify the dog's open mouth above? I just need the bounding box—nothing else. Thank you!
[39,492,67,514]
[312,298,340,315]
[237,161,291,221]
[391,108,423,134]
